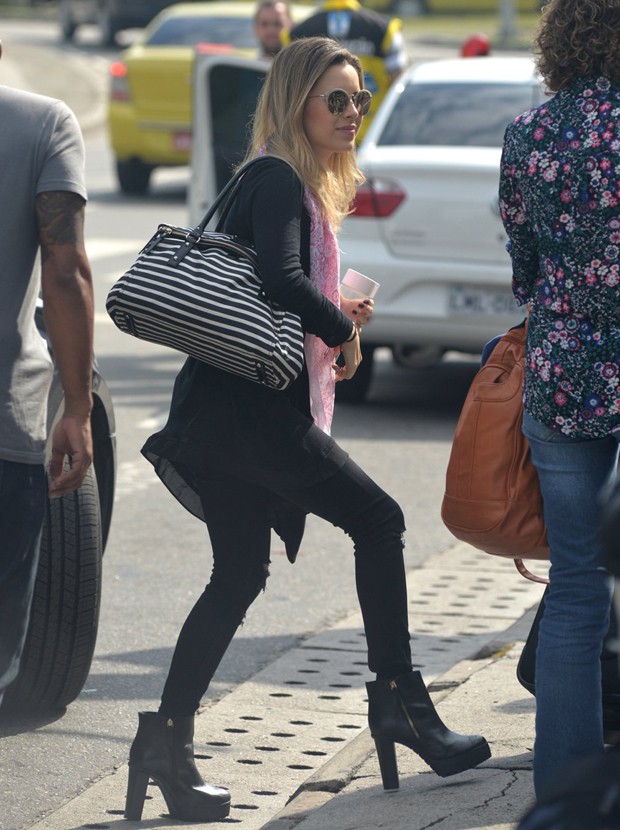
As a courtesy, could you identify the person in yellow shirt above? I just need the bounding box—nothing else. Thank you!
[284,0,407,140]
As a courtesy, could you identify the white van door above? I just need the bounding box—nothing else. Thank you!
[189,54,269,226]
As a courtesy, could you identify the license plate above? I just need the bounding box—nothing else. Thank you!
[448,286,519,316]
[171,131,192,152]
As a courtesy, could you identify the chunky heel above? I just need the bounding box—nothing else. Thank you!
[125,712,230,821]
[125,767,149,820]
[374,735,399,791]
[366,672,490,790]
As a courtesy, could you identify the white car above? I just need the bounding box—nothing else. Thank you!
[338,56,547,400]
[189,55,546,401]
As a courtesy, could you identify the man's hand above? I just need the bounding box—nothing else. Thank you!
[48,414,93,498]
[37,189,95,499]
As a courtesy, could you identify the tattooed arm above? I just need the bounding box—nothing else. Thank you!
[37,190,94,497]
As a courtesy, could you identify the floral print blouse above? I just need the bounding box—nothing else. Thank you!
[499,76,620,439]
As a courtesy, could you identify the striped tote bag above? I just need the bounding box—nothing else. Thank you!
[106,159,304,391]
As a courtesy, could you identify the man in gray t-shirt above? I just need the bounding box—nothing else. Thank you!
[0,38,94,703]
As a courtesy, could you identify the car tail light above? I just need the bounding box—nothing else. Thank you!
[195,42,235,55]
[109,61,130,102]
[350,178,405,218]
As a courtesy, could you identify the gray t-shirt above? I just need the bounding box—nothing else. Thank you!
[0,86,87,464]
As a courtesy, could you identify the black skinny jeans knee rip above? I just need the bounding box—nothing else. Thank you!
[159,457,412,717]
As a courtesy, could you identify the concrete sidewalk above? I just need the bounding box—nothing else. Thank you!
[263,616,538,830]
[22,546,544,830]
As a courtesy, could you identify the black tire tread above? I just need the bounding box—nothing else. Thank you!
[4,466,102,711]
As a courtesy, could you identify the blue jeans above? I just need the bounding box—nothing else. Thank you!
[522,410,619,796]
[0,460,46,705]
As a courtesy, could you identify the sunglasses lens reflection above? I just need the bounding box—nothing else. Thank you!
[327,90,349,114]
[356,91,372,115]
[327,90,372,116]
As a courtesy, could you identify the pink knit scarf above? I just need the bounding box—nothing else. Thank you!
[256,150,340,434]
[302,188,340,435]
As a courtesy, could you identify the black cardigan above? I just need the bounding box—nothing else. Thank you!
[141,157,351,539]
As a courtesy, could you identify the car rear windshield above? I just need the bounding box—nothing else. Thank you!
[377,82,539,147]
[146,16,256,48]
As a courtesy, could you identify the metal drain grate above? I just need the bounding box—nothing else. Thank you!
[73,544,544,830]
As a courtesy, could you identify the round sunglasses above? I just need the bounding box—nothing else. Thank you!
[307,88,372,117]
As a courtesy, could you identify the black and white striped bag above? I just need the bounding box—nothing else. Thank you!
[106,159,304,390]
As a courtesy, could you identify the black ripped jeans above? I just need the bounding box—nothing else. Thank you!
[159,457,411,717]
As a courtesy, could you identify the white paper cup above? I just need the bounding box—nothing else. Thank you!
[340,269,380,300]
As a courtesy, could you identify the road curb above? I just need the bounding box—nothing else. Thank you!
[261,611,535,830]
[14,543,542,830]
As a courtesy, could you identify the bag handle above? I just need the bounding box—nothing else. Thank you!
[190,157,267,236]
[194,156,300,237]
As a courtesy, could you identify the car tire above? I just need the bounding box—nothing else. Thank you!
[335,343,376,404]
[392,343,443,369]
[59,0,77,41]
[3,465,103,712]
[116,158,153,195]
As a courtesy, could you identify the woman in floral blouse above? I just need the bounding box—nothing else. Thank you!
[499,0,620,798]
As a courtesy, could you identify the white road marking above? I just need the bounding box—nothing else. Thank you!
[86,238,144,261]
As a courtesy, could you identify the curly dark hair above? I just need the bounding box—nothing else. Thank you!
[535,0,620,91]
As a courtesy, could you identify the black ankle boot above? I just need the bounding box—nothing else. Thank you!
[366,672,491,790]
[125,711,231,821]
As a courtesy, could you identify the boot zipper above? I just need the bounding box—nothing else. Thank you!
[390,680,420,739]
[167,718,178,777]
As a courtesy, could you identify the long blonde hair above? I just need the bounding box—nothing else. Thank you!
[247,36,365,230]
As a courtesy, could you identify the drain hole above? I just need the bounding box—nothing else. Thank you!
[240,715,263,721]
[194,754,213,760]
[307,658,328,663]
[225,728,249,733]
[290,720,312,725]
[206,741,231,747]
[232,804,259,810]
[298,669,319,674]
[337,724,362,730]
[321,736,346,742]
[302,750,327,756]
[252,791,278,796]
[284,680,306,685]
[328,684,352,688]
[288,764,314,770]
[255,746,280,752]
[271,732,295,738]
[339,671,362,676]
[237,759,262,765]
[270,693,292,698]
[318,694,341,700]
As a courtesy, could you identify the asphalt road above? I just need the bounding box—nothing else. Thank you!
[0,18,481,830]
